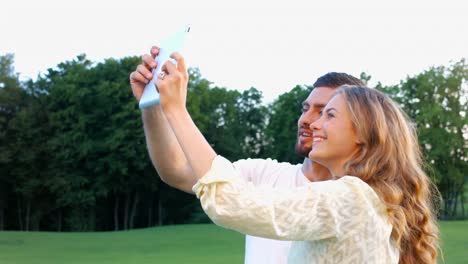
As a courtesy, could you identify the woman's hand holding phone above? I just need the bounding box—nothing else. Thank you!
[155,52,189,114]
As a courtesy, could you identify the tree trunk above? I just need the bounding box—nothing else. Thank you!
[114,195,119,231]
[89,207,96,231]
[0,208,4,230]
[124,192,130,230]
[452,190,458,217]
[57,210,62,232]
[443,192,449,218]
[17,195,23,230]
[147,194,154,227]
[158,191,163,226]
[31,210,40,231]
[454,182,465,218]
[25,200,31,231]
[129,192,139,229]
[460,183,465,219]
[445,180,454,218]
[462,192,465,219]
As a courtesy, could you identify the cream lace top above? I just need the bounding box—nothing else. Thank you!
[193,156,399,263]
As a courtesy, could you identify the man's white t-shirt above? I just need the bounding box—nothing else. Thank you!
[233,158,310,264]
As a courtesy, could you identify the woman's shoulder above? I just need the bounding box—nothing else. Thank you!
[338,175,374,191]
[337,176,387,213]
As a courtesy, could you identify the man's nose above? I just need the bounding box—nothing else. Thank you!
[299,112,316,127]
[310,117,322,130]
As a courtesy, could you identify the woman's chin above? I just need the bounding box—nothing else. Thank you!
[309,149,331,165]
[308,150,321,161]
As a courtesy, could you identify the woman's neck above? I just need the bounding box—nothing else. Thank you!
[302,158,332,182]
[328,159,348,178]
[330,167,346,178]
[306,158,348,179]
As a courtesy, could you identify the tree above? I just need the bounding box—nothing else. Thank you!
[40,55,162,231]
[0,54,52,230]
[264,85,311,163]
[2,51,465,230]
[379,59,467,219]
[95,56,158,230]
[237,87,268,157]
[0,54,23,230]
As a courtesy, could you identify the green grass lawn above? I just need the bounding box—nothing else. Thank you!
[0,224,243,264]
[0,221,466,264]
[439,221,468,263]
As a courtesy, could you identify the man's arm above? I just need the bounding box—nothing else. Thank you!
[130,46,196,194]
[142,105,197,193]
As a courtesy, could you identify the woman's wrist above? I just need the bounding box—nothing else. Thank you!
[163,105,189,123]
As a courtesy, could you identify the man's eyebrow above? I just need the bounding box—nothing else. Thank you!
[302,102,327,108]
[313,103,327,108]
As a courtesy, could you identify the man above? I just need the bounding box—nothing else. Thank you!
[129,46,365,263]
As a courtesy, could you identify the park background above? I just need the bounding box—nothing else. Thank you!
[1,0,467,263]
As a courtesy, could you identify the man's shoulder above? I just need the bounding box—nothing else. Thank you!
[233,157,300,169]
[233,158,303,186]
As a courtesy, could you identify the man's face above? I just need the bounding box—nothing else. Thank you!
[308,94,359,170]
[295,87,336,157]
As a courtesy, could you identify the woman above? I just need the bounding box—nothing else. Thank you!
[144,52,439,263]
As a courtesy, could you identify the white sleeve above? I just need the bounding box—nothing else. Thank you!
[193,155,387,241]
[233,158,293,186]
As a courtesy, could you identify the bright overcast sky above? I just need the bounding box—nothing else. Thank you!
[1,0,467,103]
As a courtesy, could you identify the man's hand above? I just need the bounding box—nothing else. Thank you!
[129,46,160,101]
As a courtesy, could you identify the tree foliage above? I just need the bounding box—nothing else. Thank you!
[0,53,466,231]
[378,59,467,219]
[264,85,311,164]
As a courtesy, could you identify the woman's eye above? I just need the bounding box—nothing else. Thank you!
[327,112,335,118]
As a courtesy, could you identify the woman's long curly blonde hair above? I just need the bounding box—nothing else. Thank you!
[336,86,440,263]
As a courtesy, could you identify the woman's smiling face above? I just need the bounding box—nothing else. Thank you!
[308,94,360,176]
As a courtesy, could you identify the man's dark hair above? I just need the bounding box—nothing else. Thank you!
[313,72,365,89]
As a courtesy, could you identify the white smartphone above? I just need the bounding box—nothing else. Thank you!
[139,25,191,109]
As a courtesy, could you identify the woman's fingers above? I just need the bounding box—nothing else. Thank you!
[170,52,187,76]
[160,53,188,82]
[162,60,179,77]
[142,54,157,70]
[155,73,164,93]
[156,53,189,108]
[157,60,182,93]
